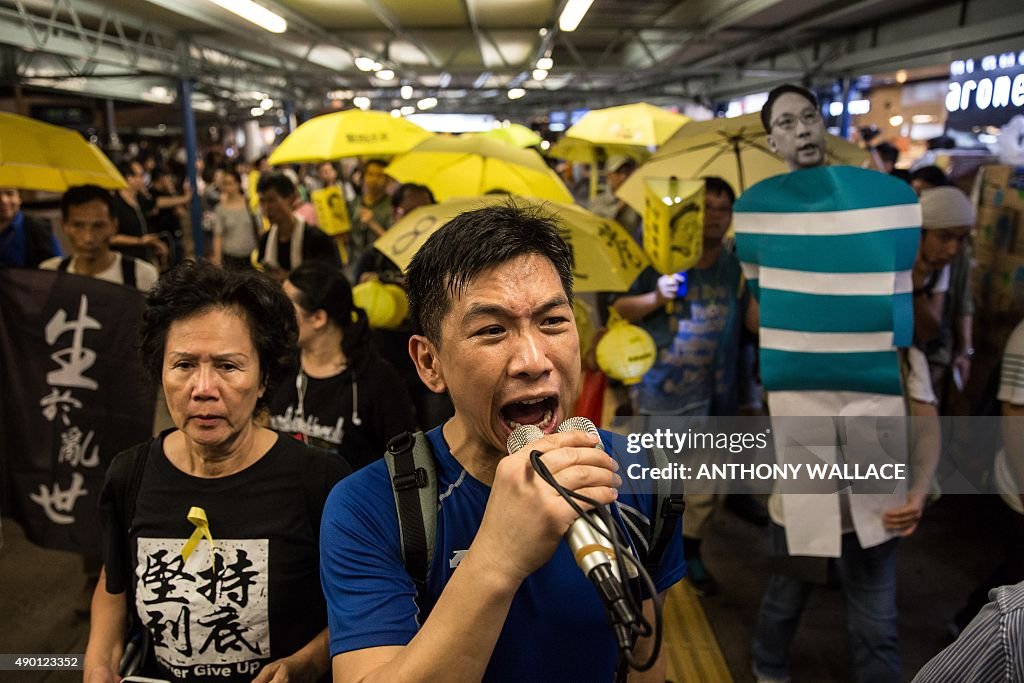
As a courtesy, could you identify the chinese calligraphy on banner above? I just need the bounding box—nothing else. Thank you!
[0,268,155,552]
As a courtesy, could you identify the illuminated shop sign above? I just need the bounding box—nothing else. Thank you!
[945,51,1024,129]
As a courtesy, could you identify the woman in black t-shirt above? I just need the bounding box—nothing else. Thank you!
[85,262,349,683]
[270,261,417,469]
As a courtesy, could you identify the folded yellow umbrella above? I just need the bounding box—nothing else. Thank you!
[0,112,126,192]
[474,124,543,149]
[374,195,649,292]
[565,103,689,147]
[385,136,573,203]
[616,112,870,211]
[268,110,432,165]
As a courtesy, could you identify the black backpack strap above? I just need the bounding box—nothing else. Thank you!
[120,255,137,289]
[384,431,437,603]
[57,257,72,272]
[644,447,684,578]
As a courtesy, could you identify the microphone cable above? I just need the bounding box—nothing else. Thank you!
[527,449,663,677]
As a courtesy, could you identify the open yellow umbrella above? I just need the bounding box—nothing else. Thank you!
[547,136,650,165]
[565,103,689,147]
[474,124,543,149]
[0,112,126,192]
[616,112,870,211]
[374,195,649,292]
[268,110,432,164]
[384,136,572,203]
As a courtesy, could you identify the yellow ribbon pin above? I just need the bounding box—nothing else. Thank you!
[181,506,215,562]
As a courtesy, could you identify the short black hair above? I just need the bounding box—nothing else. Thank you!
[874,142,899,164]
[139,261,297,414]
[392,183,435,208]
[287,261,374,368]
[909,165,950,189]
[406,201,575,344]
[761,84,819,132]
[703,176,736,206]
[61,185,115,220]
[256,171,297,199]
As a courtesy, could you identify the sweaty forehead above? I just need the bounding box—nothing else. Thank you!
[448,255,566,319]
[771,92,816,119]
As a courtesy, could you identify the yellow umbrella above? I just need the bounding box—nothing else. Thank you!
[474,124,543,148]
[0,112,126,192]
[547,136,650,165]
[384,136,573,203]
[374,195,649,292]
[268,110,432,164]
[616,112,870,211]
[565,103,690,147]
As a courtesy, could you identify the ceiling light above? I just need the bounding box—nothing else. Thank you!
[539,28,548,37]
[355,56,376,72]
[507,88,526,100]
[540,140,550,150]
[532,69,548,81]
[353,96,371,110]
[250,107,264,117]
[417,97,438,110]
[400,85,413,99]
[536,57,553,71]
[260,98,273,110]
[376,69,395,81]
[438,72,452,88]
[896,70,908,84]
[391,109,401,118]
[912,114,934,123]
[889,115,903,127]
[401,105,416,116]
[208,0,287,33]
[558,0,595,32]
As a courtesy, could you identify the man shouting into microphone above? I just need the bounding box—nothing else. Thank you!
[319,203,684,682]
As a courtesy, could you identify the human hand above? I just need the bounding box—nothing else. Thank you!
[358,207,374,225]
[472,430,620,586]
[84,665,119,683]
[252,655,316,683]
[952,353,972,388]
[655,273,683,303]
[883,491,926,537]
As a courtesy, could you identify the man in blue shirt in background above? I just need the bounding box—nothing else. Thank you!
[0,187,62,267]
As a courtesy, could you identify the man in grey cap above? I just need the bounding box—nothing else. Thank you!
[912,186,975,353]
[589,154,641,241]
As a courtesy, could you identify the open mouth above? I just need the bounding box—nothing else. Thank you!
[500,395,558,433]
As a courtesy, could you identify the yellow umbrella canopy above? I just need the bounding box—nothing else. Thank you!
[374,195,649,292]
[547,136,650,165]
[384,136,573,203]
[0,112,126,192]
[564,103,690,147]
[268,110,432,165]
[616,112,870,211]
[474,124,543,148]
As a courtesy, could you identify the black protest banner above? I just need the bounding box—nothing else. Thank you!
[0,267,154,552]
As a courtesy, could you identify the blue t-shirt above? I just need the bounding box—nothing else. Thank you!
[626,254,747,416]
[320,426,685,681]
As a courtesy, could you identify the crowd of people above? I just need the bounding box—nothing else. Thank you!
[2,82,1022,683]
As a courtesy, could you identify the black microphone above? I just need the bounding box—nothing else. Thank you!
[506,419,639,635]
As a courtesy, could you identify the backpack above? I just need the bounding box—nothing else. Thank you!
[383,431,684,613]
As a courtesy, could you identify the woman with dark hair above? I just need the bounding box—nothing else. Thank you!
[84,261,349,683]
[269,261,417,470]
[212,168,259,269]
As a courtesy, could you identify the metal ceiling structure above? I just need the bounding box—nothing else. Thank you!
[0,0,1021,120]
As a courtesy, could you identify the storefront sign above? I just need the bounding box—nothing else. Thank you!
[946,51,1024,129]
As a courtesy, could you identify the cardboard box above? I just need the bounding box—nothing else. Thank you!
[975,205,1018,251]
[989,253,1024,314]
[983,185,1024,212]
[983,165,1024,191]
